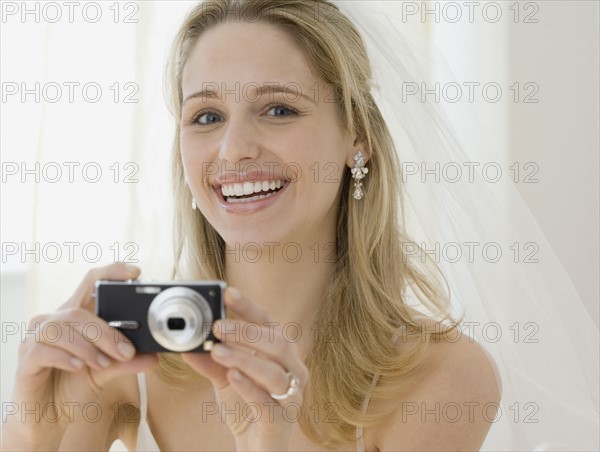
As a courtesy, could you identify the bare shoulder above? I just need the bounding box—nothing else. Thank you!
[372,319,502,451]
[422,319,503,398]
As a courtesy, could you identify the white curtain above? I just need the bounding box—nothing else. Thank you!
[2,2,197,308]
[1,2,193,424]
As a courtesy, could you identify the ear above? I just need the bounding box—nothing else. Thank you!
[345,134,371,168]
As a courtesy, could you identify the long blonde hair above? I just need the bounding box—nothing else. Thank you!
[162,0,462,446]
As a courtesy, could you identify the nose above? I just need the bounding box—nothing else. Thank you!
[218,114,260,164]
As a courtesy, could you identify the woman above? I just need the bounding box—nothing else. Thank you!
[3,1,501,450]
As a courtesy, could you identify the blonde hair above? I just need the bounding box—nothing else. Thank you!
[162,0,462,446]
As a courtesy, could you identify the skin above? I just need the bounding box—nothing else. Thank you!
[178,20,367,450]
[179,21,367,364]
[3,19,502,452]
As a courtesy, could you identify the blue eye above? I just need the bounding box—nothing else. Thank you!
[193,111,222,125]
[266,104,298,117]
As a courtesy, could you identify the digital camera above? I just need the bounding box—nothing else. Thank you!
[95,280,226,353]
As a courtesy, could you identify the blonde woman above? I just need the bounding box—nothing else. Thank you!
[4,1,501,450]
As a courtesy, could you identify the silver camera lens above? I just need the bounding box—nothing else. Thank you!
[147,287,213,352]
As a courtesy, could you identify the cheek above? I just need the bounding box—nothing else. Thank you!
[180,132,200,163]
[298,134,348,185]
[180,133,211,186]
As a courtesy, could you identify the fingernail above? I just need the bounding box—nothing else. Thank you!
[98,354,111,368]
[230,369,243,381]
[125,264,138,273]
[118,342,135,359]
[70,358,84,369]
[212,344,231,358]
[228,287,242,301]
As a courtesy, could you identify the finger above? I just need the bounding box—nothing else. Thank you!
[18,314,50,358]
[226,368,278,407]
[223,287,273,325]
[35,325,115,371]
[19,343,88,378]
[180,352,229,391]
[210,344,302,407]
[63,262,140,311]
[48,309,137,363]
[213,319,304,377]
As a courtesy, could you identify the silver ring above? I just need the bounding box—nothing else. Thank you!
[269,372,300,401]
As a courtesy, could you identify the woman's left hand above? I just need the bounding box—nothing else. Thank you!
[181,287,309,451]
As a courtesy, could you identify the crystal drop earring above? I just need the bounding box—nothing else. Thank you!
[351,151,368,200]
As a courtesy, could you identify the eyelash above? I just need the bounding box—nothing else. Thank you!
[188,103,299,125]
[265,103,300,117]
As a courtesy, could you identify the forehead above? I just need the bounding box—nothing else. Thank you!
[181,21,322,99]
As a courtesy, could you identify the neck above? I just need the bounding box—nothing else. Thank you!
[224,235,336,359]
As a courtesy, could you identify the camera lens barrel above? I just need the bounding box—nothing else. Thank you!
[147,287,213,352]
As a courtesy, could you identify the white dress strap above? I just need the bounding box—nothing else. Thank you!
[136,372,148,421]
[356,373,382,452]
[135,372,161,451]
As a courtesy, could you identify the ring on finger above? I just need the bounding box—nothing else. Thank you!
[270,371,300,401]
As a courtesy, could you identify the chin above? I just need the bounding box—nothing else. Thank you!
[216,222,305,260]
[221,227,288,249]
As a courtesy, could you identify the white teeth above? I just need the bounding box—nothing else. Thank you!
[220,179,286,199]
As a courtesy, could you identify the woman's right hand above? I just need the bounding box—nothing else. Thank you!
[3,262,159,451]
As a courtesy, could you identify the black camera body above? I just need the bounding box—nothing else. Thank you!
[95,280,226,353]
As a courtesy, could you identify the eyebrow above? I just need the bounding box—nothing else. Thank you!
[182,84,317,106]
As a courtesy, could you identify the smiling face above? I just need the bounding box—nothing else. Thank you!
[180,21,362,248]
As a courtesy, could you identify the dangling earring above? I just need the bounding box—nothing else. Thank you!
[191,199,197,210]
[351,151,368,200]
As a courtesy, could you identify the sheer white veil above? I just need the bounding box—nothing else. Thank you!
[335,1,599,450]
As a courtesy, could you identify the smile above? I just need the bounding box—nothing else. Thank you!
[221,179,285,203]
[213,178,290,213]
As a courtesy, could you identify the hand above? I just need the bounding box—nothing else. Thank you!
[3,263,159,451]
[182,287,309,451]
